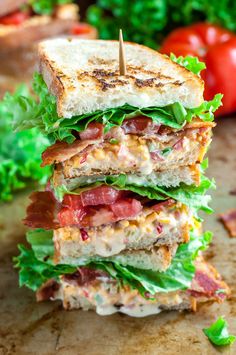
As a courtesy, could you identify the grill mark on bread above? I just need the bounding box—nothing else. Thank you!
[88,57,116,66]
[77,68,182,91]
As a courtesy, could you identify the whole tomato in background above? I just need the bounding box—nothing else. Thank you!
[160,23,236,117]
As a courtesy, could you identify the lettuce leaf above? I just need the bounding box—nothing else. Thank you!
[14,228,212,295]
[0,86,51,202]
[54,161,215,215]
[203,317,236,346]
[11,73,221,144]
[29,0,72,15]
[170,53,206,76]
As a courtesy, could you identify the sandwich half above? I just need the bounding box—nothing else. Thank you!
[13,38,228,317]
[0,1,79,48]
[15,228,229,317]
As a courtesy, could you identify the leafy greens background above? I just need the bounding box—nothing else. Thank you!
[0,86,51,202]
[87,0,236,48]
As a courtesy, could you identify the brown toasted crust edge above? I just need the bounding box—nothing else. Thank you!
[38,39,204,118]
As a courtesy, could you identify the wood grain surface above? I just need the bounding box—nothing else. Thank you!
[0,117,235,355]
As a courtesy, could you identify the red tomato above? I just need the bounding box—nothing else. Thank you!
[71,23,96,37]
[0,11,29,26]
[160,23,236,116]
[71,23,91,35]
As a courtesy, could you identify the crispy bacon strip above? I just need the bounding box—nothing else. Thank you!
[189,259,230,301]
[185,119,216,129]
[152,199,175,212]
[41,140,95,167]
[24,191,60,229]
[219,209,236,237]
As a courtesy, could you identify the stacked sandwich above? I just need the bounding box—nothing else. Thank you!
[15,39,229,317]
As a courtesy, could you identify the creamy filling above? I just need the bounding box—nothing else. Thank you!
[57,280,187,317]
[54,205,191,259]
[62,128,210,177]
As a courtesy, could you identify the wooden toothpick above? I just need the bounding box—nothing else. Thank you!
[119,29,127,76]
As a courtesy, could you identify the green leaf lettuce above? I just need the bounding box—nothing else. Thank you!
[11,72,221,144]
[14,228,212,295]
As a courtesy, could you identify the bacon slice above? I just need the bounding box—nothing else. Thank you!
[189,259,229,301]
[79,122,104,140]
[152,199,175,212]
[81,185,123,206]
[63,268,107,287]
[185,119,216,129]
[24,191,60,229]
[110,198,142,218]
[219,209,236,237]
[122,117,152,134]
[36,279,60,302]
[41,140,94,167]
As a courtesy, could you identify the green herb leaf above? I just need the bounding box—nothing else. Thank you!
[203,317,236,346]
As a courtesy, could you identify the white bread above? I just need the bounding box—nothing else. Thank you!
[59,244,178,273]
[0,0,26,17]
[54,206,190,260]
[38,38,204,118]
[54,164,200,189]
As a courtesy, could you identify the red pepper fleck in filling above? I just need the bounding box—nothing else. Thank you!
[156,223,163,234]
[80,228,89,241]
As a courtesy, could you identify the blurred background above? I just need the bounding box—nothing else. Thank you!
[0,0,236,208]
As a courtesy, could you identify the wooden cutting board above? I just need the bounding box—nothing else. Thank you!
[0,117,235,355]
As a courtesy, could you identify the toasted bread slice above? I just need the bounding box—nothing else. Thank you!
[54,164,201,190]
[57,244,178,273]
[38,38,204,118]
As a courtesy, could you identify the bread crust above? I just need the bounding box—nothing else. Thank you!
[38,39,204,117]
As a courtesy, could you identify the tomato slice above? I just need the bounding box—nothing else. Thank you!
[0,11,29,26]
[71,23,93,35]
[81,185,124,206]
